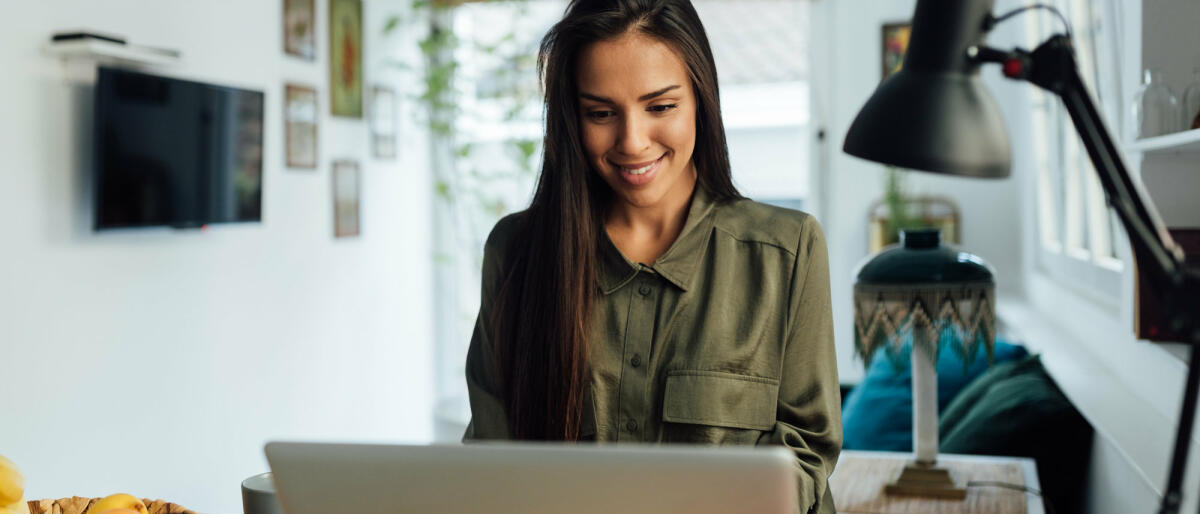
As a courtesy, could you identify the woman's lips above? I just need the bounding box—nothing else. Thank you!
[612,154,664,186]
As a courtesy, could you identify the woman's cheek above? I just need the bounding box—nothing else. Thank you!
[666,110,692,141]
[582,125,610,164]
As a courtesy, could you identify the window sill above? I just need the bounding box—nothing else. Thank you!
[996,289,1193,503]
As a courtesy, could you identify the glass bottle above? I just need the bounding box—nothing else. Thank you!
[1132,69,1180,139]
[1182,68,1200,131]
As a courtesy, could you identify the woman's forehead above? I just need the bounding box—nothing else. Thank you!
[575,32,690,102]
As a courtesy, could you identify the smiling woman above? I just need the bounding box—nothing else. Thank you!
[462,1,842,513]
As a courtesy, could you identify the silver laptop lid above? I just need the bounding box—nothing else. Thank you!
[265,441,798,514]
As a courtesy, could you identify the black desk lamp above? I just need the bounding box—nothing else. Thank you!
[842,1,1200,513]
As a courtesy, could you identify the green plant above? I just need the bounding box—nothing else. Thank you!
[883,166,932,240]
[384,0,540,264]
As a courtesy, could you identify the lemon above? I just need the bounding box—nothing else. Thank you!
[86,494,147,514]
[0,454,28,514]
[0,455,25,506]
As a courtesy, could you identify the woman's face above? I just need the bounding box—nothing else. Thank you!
[576,32,697,211]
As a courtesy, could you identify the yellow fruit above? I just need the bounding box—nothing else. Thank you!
[0,454,26,511]
[86,494,147,514]
[96,510,140,514]
[0,501,30,514]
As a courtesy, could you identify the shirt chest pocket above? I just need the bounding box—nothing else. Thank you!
[661,370,779,443]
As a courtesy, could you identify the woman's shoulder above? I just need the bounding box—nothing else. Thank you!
[478,211,530,283]
[712,197,825,255]
[486,210,527,248]
[482,210,531,267]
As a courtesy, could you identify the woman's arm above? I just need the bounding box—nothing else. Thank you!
[462,217,518,441]
[756,215,842,514]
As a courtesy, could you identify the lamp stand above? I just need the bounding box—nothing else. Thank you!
[974,34,1200,514]
[885,337,967,499]
[886,463,967,499]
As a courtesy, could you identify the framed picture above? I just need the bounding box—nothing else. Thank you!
[329,0,363,117]
[882,22,912,81]
[371,86,397,159]
[333,160,360,238]
[283,0,315,60]
[285,84,318,169]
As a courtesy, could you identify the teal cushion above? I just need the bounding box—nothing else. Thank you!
[937,355,1041,434]
[841,339,1028,451]
[938,354,1092,514]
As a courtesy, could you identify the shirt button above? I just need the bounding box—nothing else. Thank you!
[626,419,638,432]
[630,354,642,368]
[638,285,651,296]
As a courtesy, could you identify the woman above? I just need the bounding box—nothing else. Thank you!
[463,0,840,512]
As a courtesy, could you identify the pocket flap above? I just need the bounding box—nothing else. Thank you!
[662,370,779,431]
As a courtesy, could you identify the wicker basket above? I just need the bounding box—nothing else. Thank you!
[26,496,196,514]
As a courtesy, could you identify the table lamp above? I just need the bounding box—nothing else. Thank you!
[842,1,1200,512]
[854,228,995,499]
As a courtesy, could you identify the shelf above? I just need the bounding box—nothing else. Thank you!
[43,38,179,67]
[1126,128,1200,154]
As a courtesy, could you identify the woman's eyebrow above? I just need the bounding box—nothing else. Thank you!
[578,85,682,104]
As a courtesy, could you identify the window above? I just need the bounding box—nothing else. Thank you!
[694,0,811,211]
[1027,0,1126,302]
[432,0,563,439]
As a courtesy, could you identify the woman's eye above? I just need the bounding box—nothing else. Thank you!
[587,110,615,120]
[649,104,677,113]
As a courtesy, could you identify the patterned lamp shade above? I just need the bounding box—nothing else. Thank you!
[853,229,996,366]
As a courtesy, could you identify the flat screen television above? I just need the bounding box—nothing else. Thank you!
[93,66,264,230]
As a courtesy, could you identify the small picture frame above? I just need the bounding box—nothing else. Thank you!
[283,0,316,60]
[882,22,912,81]
[371,85,397,159]
[333,160,360,238]
[329,0,364,117]
[285,84,318,169]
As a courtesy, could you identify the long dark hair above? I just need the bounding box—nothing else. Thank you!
[492,0,742,440]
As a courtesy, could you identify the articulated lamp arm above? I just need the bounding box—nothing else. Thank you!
[972,35,1197,339]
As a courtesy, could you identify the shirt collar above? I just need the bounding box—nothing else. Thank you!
[597,185,718,294]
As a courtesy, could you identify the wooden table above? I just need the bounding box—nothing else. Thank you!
[829,450,1044,514]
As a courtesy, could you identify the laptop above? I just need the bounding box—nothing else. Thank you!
[265,441,799,514]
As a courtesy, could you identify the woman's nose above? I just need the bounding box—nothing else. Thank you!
[615,114,651,156]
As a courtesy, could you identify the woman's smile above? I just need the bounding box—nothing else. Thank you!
[611,153,667,185]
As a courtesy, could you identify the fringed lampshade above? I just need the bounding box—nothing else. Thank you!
[853,228,995,498]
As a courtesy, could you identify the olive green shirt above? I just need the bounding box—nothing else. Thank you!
[463,186,842,514]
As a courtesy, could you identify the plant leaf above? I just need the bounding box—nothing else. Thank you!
[383,16,402,34]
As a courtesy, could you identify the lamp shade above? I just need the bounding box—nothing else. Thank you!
[853,229,996,365]
[843,0,1012,178]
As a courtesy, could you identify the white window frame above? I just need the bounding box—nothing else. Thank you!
[1028,0,1127,306]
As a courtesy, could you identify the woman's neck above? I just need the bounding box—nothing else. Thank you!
[604,170,698,264]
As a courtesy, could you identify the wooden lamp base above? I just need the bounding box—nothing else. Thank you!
[883,461,967,499]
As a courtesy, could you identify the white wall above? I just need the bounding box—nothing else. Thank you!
[728,126,809,202]
[0,2,435,513]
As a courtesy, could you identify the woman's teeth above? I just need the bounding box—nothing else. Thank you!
[622,159,658,175]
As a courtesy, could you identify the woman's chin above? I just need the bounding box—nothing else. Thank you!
[614,191,664,209]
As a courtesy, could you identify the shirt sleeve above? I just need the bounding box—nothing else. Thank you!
[756,215,842,514]
[462,218,516,441]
